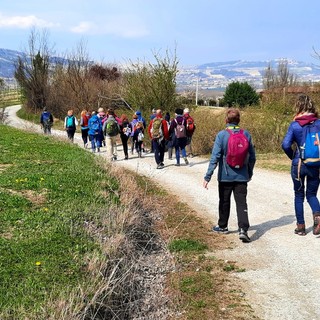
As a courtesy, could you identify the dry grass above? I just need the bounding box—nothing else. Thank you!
[191,105,292,156]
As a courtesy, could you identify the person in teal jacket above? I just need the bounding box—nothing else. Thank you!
[203,108,256,242]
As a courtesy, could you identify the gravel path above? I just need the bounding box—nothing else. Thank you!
[5,105,320,320]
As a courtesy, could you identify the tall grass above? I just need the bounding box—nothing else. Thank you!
[191,102,294,156]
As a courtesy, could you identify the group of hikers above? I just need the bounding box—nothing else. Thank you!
[40,93,320,244]
[40,106,196,166]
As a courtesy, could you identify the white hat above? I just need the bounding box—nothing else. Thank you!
[184,108,189,113]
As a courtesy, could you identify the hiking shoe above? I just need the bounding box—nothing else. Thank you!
[313,215,320,235]
[184,157,189,165]
[175,163,180,166]
[157,164,164,169]
[239,229,251,243]
[294,223,306,236]
[212,226,229,234]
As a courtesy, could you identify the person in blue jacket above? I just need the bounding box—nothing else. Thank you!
[282,94,320,236]
[203,108,256,242]
[88,111,103,153]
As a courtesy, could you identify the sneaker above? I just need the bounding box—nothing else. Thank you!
[239,229,251,243]
[184,157,189,165]
[175,163,180,166]
[212,225,229,234]
[313,215,320,235]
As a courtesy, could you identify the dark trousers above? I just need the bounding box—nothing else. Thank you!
[152,139,165,165]
[120,133,129,157]
[66,128,76,141]
[135,140,143,153]
[218,181,249,231]
[81,128,89,145]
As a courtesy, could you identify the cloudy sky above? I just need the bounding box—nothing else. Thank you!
[1,0,320,66]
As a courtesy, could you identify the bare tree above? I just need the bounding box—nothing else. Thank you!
[14,28,53,112]
[263,59,297,90]
[47,40,122,117]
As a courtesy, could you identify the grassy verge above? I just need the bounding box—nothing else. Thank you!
[0,125,121,318]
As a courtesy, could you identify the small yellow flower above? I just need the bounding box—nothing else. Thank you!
[35,261,41,266]
[43,207,49,212]
[40,177,45,181]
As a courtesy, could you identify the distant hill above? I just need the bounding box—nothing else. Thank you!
[1,48,320,90]
[177,59,320,90]
[0,48,25,78]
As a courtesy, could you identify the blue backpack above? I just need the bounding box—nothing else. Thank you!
[42,112,52,127]
[90,118,101,133]
[300,120,320,166]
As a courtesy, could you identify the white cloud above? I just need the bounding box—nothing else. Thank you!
[70,21,96,34]
[0,13,58,29]
[70,14,149,38]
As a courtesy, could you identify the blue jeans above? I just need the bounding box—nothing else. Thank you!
[175,146,187,164]
[89,134,102,150]
[291,164,320,224]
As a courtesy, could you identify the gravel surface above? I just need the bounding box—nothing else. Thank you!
[6,105,320,320]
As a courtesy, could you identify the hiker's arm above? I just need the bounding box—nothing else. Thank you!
[162,120,169,140]
[204,132,223,182]
[281,122,295,160]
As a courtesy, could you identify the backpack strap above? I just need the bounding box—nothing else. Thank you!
[226,125,240,130]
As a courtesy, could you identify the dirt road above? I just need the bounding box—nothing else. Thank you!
[6,105,320,320]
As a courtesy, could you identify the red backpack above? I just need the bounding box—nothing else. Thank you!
[226,129,249,169]
[186,116,195,134]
